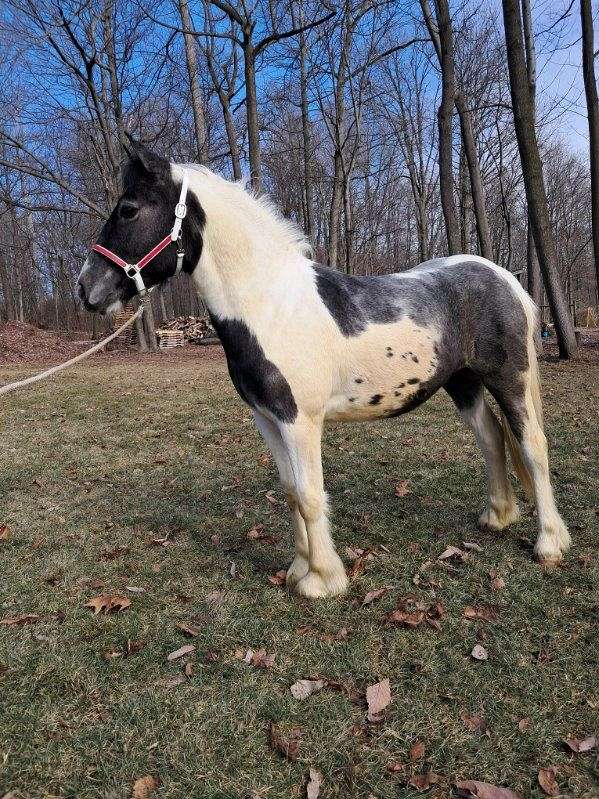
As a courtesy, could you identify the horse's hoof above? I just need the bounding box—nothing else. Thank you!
[285,555,309,588]
[293,568,349,599]
[478,502,520,531]
[534,517,571,566]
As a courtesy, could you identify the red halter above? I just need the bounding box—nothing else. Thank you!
[92,170,189,295]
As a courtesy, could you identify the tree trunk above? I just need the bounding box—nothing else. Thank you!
[178,0,208,163]
[329,149,344,268]
[502,0,577,358]
[143,299,158,352]
[432,0,460,254]
[243,38,261,192]
[455,92,493,259]
[580,0,599,295]
[293,3,314,239]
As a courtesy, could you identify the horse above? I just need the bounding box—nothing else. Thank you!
[77,139,571,599]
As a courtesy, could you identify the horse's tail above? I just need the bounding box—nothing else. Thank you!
[500,281,542,500]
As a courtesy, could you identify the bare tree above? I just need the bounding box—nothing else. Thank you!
[580,0,599,299]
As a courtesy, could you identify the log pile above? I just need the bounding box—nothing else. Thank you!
[157,316,218,345]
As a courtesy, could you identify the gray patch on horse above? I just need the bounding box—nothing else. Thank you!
[208,314,298,424]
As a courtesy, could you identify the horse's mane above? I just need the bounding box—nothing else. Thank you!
[180,163,313,260]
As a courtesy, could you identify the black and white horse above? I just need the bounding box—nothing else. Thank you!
[77,140,570,598]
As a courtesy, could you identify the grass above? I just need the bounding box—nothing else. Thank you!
[0,350,597,799]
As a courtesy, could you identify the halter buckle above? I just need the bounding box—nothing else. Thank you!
[174,203,187,220]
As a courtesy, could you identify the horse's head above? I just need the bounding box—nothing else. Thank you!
[77,139,204,314]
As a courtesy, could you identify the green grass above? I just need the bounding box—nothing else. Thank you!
[1,351,597,799]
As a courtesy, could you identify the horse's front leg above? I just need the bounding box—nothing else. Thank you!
[252,411,310,587]
[280,414,348,599]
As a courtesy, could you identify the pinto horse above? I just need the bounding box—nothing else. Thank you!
[77,140,570,598]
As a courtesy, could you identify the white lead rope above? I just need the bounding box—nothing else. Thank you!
[0,301,148,397]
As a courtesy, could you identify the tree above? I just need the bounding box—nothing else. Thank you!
[501,0,578,358]
[580,0,599,300]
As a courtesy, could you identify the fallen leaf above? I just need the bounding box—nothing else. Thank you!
[157,674,186,688]
[461,712,487,733]
[205,589,225,606]
[268,569,287,586]
[366,678,391,722]
[125,585,145,594]
[85,595,131,615]
[184,661,193,677]
[362,587,391,606]
[0,525,10,541]
[394,479,411,497]
[210,534,221,546]
[562,735,596,753]
[462,541,483,552]
[518,717,531,732]
[249,649,276,669]
[167,644,195,661]
[438,545,466,561]
[490,576,506,591]
[0,614,40,626]
[471,644,488,661]
[132,775,157,799]
[387,609,425,627]
[454,780,521,799]
[306,767,323,799]
[386,762,406,774]
[175,622,200,637]
[290,679,326,700]
[538,767,559,797]
[247,524,279,545]
[99,545,129,561]
[258,452,271,467]
[464,605,498,622]
[409,772,442,791]
[268,721,301,761]
[409,740,425,760]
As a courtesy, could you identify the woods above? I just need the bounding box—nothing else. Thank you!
[0,0,597,358]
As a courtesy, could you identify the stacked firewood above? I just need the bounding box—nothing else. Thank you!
[157,316,218,345]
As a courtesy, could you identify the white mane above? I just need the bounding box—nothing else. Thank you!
[176,163,313,261]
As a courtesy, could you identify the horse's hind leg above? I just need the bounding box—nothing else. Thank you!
[253,411,309,587]
[446,369,520,530]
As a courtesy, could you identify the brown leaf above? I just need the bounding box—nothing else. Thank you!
[306,767,323,799]
[471,644,489,661]
[438,545,466,561]
[460,712,487,733]
[268,721,301,761]
[290,679,326,700]
[562,735,596,753]
[267,569,287,587]
[175,622,200,638]
[85,595,131,615]
[362,587,391,606]
[366,678,391,722]
[394,479,411,497]
[538,767,559,797]
[258,452,271,467]
[462,541,483,552]
[249,649,276,669]
[386,762,406,774]
[0,525,10,541]
[409,740,425,760]
[454,780,521,799]
[517,717,531,732]
[167,644,195,661]
[463,605,498,622]
[409,772,442,791]
[132,775,157,799]
[387,609,425,627]
[490,576,506,591]
[184,662,193,677]
[99,545,129,561]
[205,589,225,606]
[0,614,40,626]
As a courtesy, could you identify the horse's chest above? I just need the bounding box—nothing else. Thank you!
[209,314,298,423]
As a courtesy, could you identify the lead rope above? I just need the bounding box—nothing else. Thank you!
[0,291,153,398]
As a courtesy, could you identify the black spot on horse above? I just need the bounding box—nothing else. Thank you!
[349,397,356,402]
[394,391,401,397]
[208,314,297,424]
[397,383,405,388]
[407,377,420,385]
[412,355,419,363]
[369,394,384,405]
[387,352,394,358]
[355,378,364,384]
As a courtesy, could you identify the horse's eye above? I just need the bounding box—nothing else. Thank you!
[119,202,139,220]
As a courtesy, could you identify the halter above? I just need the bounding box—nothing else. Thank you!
[92,171,189,296]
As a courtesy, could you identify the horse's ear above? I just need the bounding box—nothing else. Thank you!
[122,134,169,179]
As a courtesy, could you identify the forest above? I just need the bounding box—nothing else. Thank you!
[0,0,597,357]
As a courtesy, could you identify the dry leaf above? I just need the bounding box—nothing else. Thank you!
[518,717,531,732]
[455,780,521,799]
[268,722,301,761]
[490,575,506,591]
[249,649,276,669]
[394,480,411,497]
[438,545,466,561]
[538,767,559,797]
[462,541,483,552]
[409,740,425,760]
[132,775,157,799]
[0,614,40,626]
[409,772,442,791]
[85,595,131,615]
[0,525,10,541]
[387,609,425,627]
[562,735,596,753]
[306,767,323,799]
[461,712,487,733]
[175,622,200,638]
[386,762,406,774]
[290,679,326,700]
[471,644,488,661]
[464,605,498,622]
[366,678,391,722]
[362,587,391,606]
[205,589,225,606]
[268,570,287,586]
[167,644,195,661]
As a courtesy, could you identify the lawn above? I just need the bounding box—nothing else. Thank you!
[1,349,597,799]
